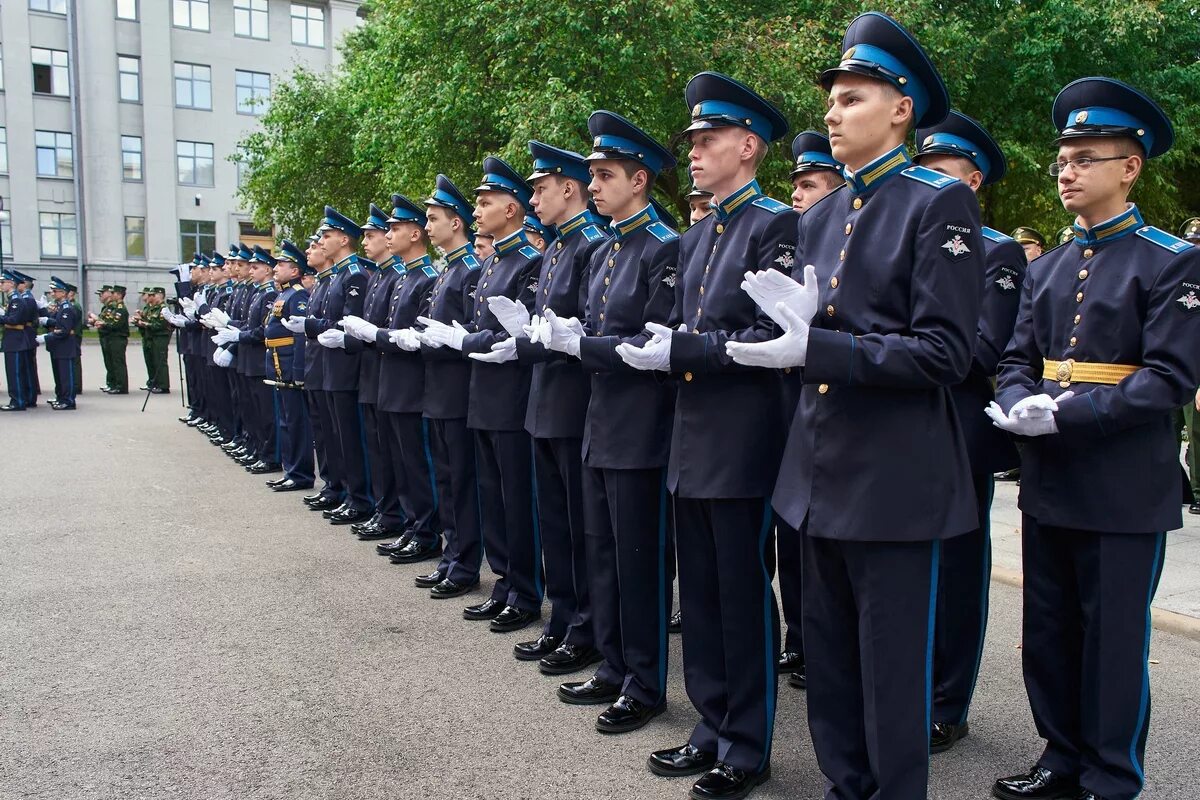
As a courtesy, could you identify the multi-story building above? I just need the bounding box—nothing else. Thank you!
[0,0,362,310]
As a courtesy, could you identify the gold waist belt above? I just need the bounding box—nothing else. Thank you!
[1043,358,1139,388]
[265,336,293,348]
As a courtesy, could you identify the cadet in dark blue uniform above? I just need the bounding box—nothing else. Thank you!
[0,268,38,411]
[727,14,984,799]
[39,276,81,410]
[616,73,794,798]
[295,235,343,510]
[536,111,677,734]
[240,247,282,473]
[420,157,543,633]
[264,241,315,492]
[990,78,1200,800]
[913,110,1026,753]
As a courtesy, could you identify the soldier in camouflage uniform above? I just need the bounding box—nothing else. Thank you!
[91,284,130,393]
[134,286,170,393]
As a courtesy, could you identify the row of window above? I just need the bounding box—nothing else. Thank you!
[0,214,223,262]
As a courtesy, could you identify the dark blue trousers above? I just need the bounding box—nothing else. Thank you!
[534,436,591,646]
[361,403,400,524]
[382,411,437,542]
[585,466,670,707]
[278,387,313,485]
[327,391,371,511]
[776,519,804,657]
[431,417,481,586]
[306,389,340,500]
[1022,519,1165,800]
[246,378,278,462]
[475,428,541,612]
[4,350,32,407]
[802,528,940,800]
[51,357,78,406]
[677,497,779,773]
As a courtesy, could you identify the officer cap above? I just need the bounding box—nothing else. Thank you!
[821,11,950,129]
[208,252,224,267]
[139,286,153,294]
[388,193,428,227]
[362,202,391,232]
[278,239,309,269]
[682,71,790,143]
[192,252,205,266]
[237,242,255,261]
[95,284,113,295]
[650,197,678,231]
[1180,218,1200,242]
[14,271,33,285]
[112,285,127,294]
[789,130,844,179]
[527,141,592,184]
[49,275,69,291]
[424,174,475,228]
[251,245,277,266]
[151,286,165,294]
[523,214,551,239]
[1053,77,1173,159]
[0,269,18,282]
[474,156,534,210]
[1011,227,1045,247]
[318,205,364,239]
[686,185,713,200]
[915,110,1007,186]
[585,110,677,177]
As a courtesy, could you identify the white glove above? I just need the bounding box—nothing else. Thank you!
[183,303,198,321]
[202,307,231,328]
[340,314,366,337]
[342,315,379,342]
[317,329,346,349]
[984,397,1071,437]
[35,334,47,345]
[282,315,307,333]
[389,328,422,352]
[169,315,187,329]
[526,314,551,346]
[36,296,49,310]
[214,347,234,368]
[725,302,810,368]
[469,337,519,364]
[213,327,240,346]
[180,296,196,311]
[615,322,679,371]
[38,316,49,326]
[541,308,584,357]
[742,265,819,332]
[416,316,468,350]
[487,296,532,339]
[1009,392,1073,420]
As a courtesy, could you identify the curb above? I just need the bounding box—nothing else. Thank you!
[992,565,1200,643]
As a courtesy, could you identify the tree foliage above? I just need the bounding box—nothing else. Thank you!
[237,0,1200,242]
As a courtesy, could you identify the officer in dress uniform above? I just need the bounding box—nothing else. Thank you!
[726,14,984,799]
[38,275,81,410]
[344,194,442,560]
[264,240,315,493]
[534,110,678,734]
[614,72,794,798]
[914,110,1027,753]
[178,256,209,425]
[1013,227,1047,262]
[239,247,282,474]
[297,234,344,511]
[192,253,237,445]
[989,77,1200,800]
[420,156,543,634]
[0,269,37,410]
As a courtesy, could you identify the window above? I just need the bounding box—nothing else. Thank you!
[118,56,141,102]
[174,62,211,110]
[32,48,70,96]
[121,135,143,181]
[116,0,138,19]
[30,0,67,14]
[35,131,73,178]
[291,4,324,47]
[234,0,269,39]
[173,0,209,31]
[125,216,146,258]
[0,217,12,257]
[40,213,77,258]
[179,219,215,263]
[176,140,214,186]
[235,70,270,115]
[0,48,6,91]
[235,156,251,188]
[0,129,8,174]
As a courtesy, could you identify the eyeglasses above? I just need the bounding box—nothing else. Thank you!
[1047,156,1130,177]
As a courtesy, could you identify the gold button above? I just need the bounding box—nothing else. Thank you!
[852,198,862,209]
[684,371,693,382]
[1074,314,1081,324]
[551,257,558,265]
[604,277,610,286]
[555,242,563,250]
[830,277,839,289]
[826,304,835,316]
[783,367,792,374]
[608,259,615,267]
[693,328,700,333]
[543,288,549,295]
[716,223,725,234]
[547,272,553,279]
[1069,336,1077,346]
[613,242,621,251]
[1076,292,1084,302]
[1083,248,1093,258]
[602,295,607,303]
[845,223,852,235]
[1078,269,1088,280]
[818,383,829,394]
[487,268,493,276]
[476,309,482,316]
[699,286,705,295]
[697,308,703,315]
[482,282,488,289]
[839,249,846,261]
[599,312,605,321]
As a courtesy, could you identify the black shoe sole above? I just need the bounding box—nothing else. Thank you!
[930,723,969,755]
[646,756,718,778]
[596,702,665,734]
[490,614,541,634]
[556,687,621,706]
[688,766,770,800]
[991,785,1078,800]
[539,650,603,676]
[787,673,806,690]
[463,607,504,620]
[513,647,558,663]
[390,546,443,564]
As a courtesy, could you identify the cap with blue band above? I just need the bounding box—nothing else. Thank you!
[682,72,789,143]
[915,110,1007,186]
[1052,77,1173,159]
[585,110,676,177]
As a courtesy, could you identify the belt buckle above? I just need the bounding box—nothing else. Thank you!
[1056,358,1074,388]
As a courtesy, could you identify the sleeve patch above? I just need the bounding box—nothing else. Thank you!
[774,243,796,271]
[751,196,789,214]
[662,263,678,288]
[1174,281,1200,314]
[941,221,975,262]
[902,165,958,190]
[1137,226,1195,254]
[994,266,1021,294]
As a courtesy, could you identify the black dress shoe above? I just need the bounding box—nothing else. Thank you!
[390,538,443,564]
[304,494,337,509]
[995,468,1021,482]
[265,476,288,488]
[463,597,504,620]
[187,417,205,427]
[360,525,407,542]
[513,634,561,661]
[414,569,445,588]
[539,643,603,676]
[1189,501,1200,515]
[177,412,194,422]
[109,389,129,395]
[787,668,806,690]
[557,676,622,706]
[690,763,770,800]
[596,694,664,734]
[350,513,382,535]
[248,462,282,475]
[647,743,718,777]
[668,609,682,634]
[236,454,258,466]
[322,502,349,519]
[430,578,476,599]
[271,479,313,493]
[777,651,804,674]
[992,766,1080,800]
[150,387,169,394]
[50,403,76,410]
[221,440,240,451]
[377,535,415,556]
[329,507,371,526]
[489,605,540,633]
[0,403,27,411]
[1072,791,1101,800]
[930,721,969,754]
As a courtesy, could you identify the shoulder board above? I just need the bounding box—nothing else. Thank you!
[982,226,1013,243]
[647,221,679,243]
[1136,226,1194,254]
[751,196,789,214]
[519,245,540,260]
[901,165,958,190]
[581,224,606,243]
[421,264,438,279]
[347,264,362,275]
[463,253,482,271]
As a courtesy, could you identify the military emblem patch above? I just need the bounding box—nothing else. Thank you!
[775,244,796,271]
[348,288,359,297]
[941,222,974,262]
[662,264,677,288]
[1176,282,1200,313]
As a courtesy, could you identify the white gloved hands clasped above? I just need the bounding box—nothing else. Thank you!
[615,322,679,371]
[538,308,584,357]
[388,328,423,352]
[984,392,1074,437]
[341,315,380,342]
[468,337,518,364]
[741,265,819,332]
[416,316,468,350]
[214,347,234,368]
[486,296,532,339]
[212,327,240,346]
[317,329,346,349]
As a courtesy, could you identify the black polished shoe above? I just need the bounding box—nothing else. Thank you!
[329,507,371,526]
[150,387,169,394]
[668,609,683,634]
[376,535,415,556]
[50,403,76,410]
[539,643,603,676]
[248,461,282,475]
[236,454,258,466]
[265,476,289,488]
[271,479,313,493]
[186,417,205,427]
[513,634,561,661]
[430,578,477,599]
[0,403,28,411]
[690,763,770,800]
[413,569,445,588]
[1072,791,1102,800]
[489,605,540,633]
[995,468,1021,482]
[358,526,405,542]
[787,668,806,690]
[596,695,664,734]
[647,743,718,778]
[1189,502,1200,515]
[463,597,504,620]
[390,538,443,564]
[178,412,194,422]
[930,721,969,754]
[304,494,337,509]
[350,513,382,535]
[992,766,1080,800]
[322,502,349,519]
[557,676,621,706]
[221,440,240,451]
[777,651,804,674]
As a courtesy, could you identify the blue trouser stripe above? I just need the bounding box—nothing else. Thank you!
[422,418,439,513]
[656,475,669,698]
[757,500,777,772]
[926,540,941,735]
[530,439,543,599]
[1129,531,1166,783]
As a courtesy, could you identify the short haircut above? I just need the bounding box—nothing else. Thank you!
[614,159,656,193]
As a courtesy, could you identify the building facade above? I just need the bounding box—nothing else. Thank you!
[0,0,362,310]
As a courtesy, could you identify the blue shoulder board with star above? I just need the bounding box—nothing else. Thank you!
[647,221,678,243]
[1136,226,1194,254]
[519,245,540,260]
[581,224,605,243]
[982,226,1012,243]
[421,264,438,278]
[463,254,482,271]
[901,165,958,190]
[751,196,789,214]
